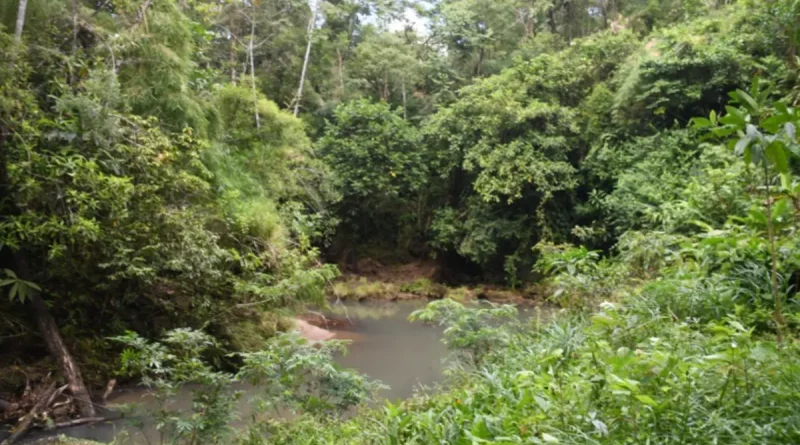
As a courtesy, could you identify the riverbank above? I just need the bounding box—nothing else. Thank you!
[329,260,535,305]
[1,260,539,444]
[5,300,452,445]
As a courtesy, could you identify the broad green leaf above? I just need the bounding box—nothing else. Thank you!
[635,395,658,407]
[721,106,746,127]
[735,89,759,114]
[24,281,41,292]
[542,433,559,443]
[711,126,737,138]
[534,395,551,412]
[765,141,789,173]
[734,136,752,157]
[781,173,793,191]
[785,122,796,141]
[761,115,786,133]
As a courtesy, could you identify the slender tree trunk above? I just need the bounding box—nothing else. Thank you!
[764,164,786,343]
[566,0,574,43]
[72,0,79,56]
[402,78,407,120]
[70,0,80,86]
[474,47,484,77]
[527,0,537,39]
[294,0,317,117]
[26,273,96,418]
[788,16,800,68]
[230,39,237,84]
[14,0,28,43]
[248,18,260,128]
[382,70,389,101]
[0,136,95,419]
[548,7,557,34]
[336,48,346,99]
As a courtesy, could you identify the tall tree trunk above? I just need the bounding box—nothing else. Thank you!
[72,0,79,56]
[25,265,96,418]
[248,17,260,128]
[600,1,609,29]
[473,47,484,77]
[336,48,346,99]
[71,0,80,86]
[548,7,557,34]
[0,135,95,419]
[764,164,786,343]
[294,0,317,117]
[14,0,28,43]
[382,71,389,101]
[230,39,237,84]
[401,78,407,120]
[526,0,537,39]
[566,0,574,43]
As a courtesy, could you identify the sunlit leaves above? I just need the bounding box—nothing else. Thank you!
[698,80,800,175]
[113,327,381,444]
[238,331,384,417]
[410,299,518,368]
[0,268,41,303]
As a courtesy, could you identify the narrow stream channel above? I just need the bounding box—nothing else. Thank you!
[16,301,449,444]
[14,300,550,444]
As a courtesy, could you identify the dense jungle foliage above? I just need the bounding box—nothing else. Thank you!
[3,0,800,443]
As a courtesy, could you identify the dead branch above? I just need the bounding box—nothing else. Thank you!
[1,381,57,445]
[102,379,116,405]
[50,416,104,430]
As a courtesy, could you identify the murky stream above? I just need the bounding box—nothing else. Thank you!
[12,300,548,444]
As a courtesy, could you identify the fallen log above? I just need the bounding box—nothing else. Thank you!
[0,381,57,445]
[50,416,104,430]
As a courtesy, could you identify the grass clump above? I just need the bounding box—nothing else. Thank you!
[330,278,398,300]
[330,277,468,301]
[444,286,472,301]
[398,278,448,298]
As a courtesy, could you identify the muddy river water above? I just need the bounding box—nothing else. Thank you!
[15,300,547,444]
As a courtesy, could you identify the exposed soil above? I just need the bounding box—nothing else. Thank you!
[293,319,335,342]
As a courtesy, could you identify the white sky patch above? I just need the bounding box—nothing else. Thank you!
[387,7,429,36]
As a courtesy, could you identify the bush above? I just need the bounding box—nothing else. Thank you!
[268,300,800,444]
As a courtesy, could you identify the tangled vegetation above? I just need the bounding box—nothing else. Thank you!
[3,0,800,443]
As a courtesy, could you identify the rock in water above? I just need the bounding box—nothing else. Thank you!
[294,319,335,342]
